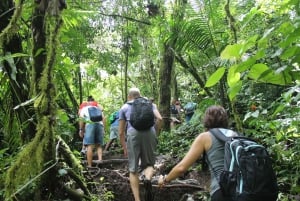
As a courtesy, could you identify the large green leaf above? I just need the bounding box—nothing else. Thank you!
[205,67,225,88]
[227,65,240,88]
[228,81,242,101]
[248,64,292,85]
[220,44,244,60]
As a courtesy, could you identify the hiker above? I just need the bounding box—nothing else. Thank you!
[170,99,182,128]
[119,87,162,201]
[78,96,99,154]
[183,101,197,123]
[158,105,233,200]
[104,110,120,152]
[149,97,161,134]
[158,105,278,201]
[79,96,105,167]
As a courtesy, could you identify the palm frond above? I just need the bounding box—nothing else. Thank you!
[176,16,213,53]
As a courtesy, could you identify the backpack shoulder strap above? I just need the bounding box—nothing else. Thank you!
[209,128,230,142]
[126,101,133,105]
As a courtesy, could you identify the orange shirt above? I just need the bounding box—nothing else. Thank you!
[78,101,99,114]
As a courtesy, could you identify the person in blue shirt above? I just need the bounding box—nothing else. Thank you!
[104,110,120,151]
[119,88,162,201]
[183,101,197,123]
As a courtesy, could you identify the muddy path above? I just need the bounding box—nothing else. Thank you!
[84,150,211,201]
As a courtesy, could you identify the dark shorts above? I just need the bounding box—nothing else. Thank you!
[127,128,157,173]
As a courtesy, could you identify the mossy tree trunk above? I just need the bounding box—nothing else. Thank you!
[159,43,174,131]
[4,0,65,200]
[0,0,36,143]
[158,0,187,131]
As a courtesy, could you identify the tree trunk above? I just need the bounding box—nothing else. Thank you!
[158,0,187,131]
[5,0,66,200]
[0,0,36,143]
[159,43,174,131]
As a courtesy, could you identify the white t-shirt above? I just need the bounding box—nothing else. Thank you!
[80,106,103,124]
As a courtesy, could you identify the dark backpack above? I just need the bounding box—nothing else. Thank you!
[209,128,278,201]
[88,106,103,122]
[128,97,155,130]
[170,104,178,114]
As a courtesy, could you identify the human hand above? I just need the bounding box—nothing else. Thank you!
[79,130,84,138]
[123,148,128,158]
[158,175,168,188]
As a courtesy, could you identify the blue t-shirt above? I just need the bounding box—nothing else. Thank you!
[110,111,119,127]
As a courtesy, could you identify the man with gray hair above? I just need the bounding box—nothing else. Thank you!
[119,87,162,201]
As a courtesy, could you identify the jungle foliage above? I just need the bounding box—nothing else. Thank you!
[0,0,300,200]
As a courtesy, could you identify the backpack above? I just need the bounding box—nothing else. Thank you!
[170,104,178,114]
[88,106,103,122]
[209,128,278,201]
[109,111,119,124]
[128,97,155,130]
[184,102,196,114]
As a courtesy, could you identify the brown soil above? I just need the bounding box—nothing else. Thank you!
[84,151,211,201]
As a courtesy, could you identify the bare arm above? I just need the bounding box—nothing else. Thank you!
[153,108,162,135]
[158,132,211,185]
[119,119,127,157]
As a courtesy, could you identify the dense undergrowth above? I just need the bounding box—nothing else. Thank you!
[157,90,300,201]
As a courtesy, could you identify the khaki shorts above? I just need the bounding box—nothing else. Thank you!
[126,128,157,173]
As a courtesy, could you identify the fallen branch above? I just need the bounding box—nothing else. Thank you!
[95,158,128,165]
[151,183,203,190]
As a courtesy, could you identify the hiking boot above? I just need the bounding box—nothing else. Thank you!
[144,179,154,201]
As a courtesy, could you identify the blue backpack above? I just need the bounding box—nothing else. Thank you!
[209,128,278,201]
[88,106,102,122]
[184,102,196,114]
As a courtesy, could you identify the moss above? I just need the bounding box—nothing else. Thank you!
[5,117,55,200]
[0,0,24,46]
[4,3,65,200]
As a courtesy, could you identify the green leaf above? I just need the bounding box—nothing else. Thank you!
[248,64,292,85]
[220,44,244,60]
[205,67,225,88]
[258,27,275,48]
[227,66,241,87]
[272,104,285,117]
[228,81,242,101]
[243,35,259,51]
[248,64,269,79]
[235,58,256,72]
[280,46,299,60]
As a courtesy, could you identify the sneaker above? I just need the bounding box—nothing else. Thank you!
[80,149,86,155]
[144,179,154,201]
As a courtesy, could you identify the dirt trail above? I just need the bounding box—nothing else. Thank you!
[85,151,210,201]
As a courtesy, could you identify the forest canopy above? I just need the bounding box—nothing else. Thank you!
[0,0,299,200]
